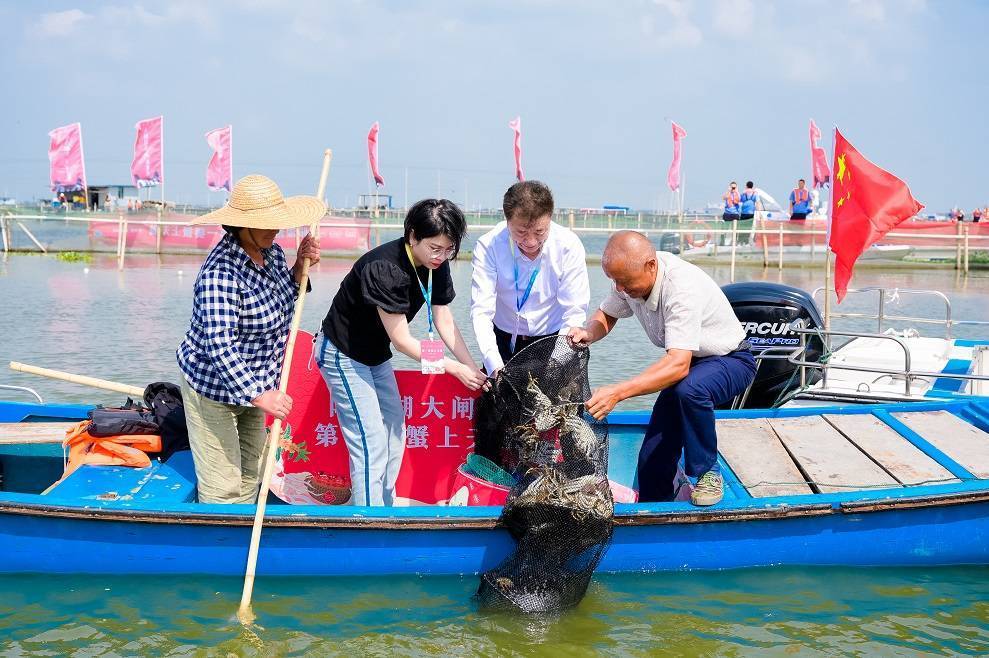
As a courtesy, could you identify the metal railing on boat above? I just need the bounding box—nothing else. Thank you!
[812,287,989,340]
[744,327,989,405]
[0,384,43,404]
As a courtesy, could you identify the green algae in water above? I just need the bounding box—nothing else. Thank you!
[1,567,988,656]
[55,251,92,263]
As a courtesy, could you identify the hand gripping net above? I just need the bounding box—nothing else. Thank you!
[474,336,614,614]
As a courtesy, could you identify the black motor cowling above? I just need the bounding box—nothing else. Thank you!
[721,282,824,408]
[658,232,681,255]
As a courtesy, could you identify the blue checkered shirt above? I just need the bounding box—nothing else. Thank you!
[177,233,301,405]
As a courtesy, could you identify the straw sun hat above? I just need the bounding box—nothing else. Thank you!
[193,174,326,229]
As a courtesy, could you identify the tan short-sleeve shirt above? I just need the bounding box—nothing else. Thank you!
[599,251,745,357]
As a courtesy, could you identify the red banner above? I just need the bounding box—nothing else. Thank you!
[809,119,830,189]
[509,116,524,182]
[270,331,479,505]
[131,116,163,188]
[48,123,87,193]
[667,121,687,192]
[205,125,232,192]
[367,121,385,187]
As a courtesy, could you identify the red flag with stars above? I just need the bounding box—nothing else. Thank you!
[829,129,923,302]
[809,119,830,188]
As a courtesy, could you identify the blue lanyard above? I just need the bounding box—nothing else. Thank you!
[404,244,434,338]
[511,239,540,313]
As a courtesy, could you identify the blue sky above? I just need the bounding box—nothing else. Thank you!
[1,0,986,212]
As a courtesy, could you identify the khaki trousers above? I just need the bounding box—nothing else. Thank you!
[180,377,267,504]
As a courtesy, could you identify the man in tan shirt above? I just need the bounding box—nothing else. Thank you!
[569,231,756,506]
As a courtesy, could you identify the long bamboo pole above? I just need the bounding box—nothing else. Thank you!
[9,361,144,397]
[238,149,333,625]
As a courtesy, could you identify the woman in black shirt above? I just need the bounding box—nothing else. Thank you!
[316,199,486,506]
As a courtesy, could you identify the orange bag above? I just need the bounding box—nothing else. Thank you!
[61,420,162,478]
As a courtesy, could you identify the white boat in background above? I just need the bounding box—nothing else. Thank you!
[723,284,989,409]
[786,288,989,405]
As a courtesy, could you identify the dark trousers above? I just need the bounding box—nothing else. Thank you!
[493,325,556,366]
[637,350,757,502]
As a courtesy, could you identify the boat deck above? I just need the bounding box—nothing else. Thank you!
[3,401,989,506]
[715,409,989,498]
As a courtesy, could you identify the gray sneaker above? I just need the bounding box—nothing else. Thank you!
[690,471,723,506]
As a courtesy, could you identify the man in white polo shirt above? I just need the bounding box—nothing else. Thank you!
[569,230,755,506]
[471,180,589,374]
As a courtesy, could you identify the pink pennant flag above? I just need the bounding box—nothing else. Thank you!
[367,121,385,187]
[48,123,87,193]
[131,116,163,188]
[509,116,524,182]
[810,118,831,189]
[205,125,233,192]
[667,121,687,192]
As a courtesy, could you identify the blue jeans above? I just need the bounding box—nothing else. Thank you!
[315,334,405,506]
[637,350,757,502]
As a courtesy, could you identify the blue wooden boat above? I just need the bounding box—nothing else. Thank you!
[1,397,989,576]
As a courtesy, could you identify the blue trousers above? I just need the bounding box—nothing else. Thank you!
[637,350,757,502]
[315,335,406,507]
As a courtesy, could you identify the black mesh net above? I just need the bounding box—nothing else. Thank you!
[474,336,614,614]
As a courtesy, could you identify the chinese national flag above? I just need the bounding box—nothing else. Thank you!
[829,129,923,303]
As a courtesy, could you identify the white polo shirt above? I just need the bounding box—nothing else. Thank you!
[471,221,590,373]
[599,251,745,357]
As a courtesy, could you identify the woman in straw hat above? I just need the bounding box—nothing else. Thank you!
[177,175,325,504]
[316,198,487,507]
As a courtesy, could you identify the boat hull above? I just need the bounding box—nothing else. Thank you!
[4,399,989,576]
[1,489,988,575]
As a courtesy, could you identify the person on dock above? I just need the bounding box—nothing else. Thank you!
[176,175,325,504]
[735,181,761,247]
[739,182,759,221]
[722,182,741,222]
[470,180,590,376]
[568,230,756,506]
[789,179,812,220]
[315,199,487,507]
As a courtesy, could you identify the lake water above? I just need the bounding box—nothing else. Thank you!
[1,250,988,655]
[1,251,986,408]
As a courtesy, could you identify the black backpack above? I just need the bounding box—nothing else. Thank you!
[87,403,159,437]
[143,382,190,459]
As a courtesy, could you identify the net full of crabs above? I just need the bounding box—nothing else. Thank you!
[470,335,614,614]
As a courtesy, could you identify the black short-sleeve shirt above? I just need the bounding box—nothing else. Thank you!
[321,238,456,366]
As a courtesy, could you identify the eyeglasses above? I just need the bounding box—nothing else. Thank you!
[425,244,456,259]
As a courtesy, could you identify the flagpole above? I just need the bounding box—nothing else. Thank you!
[160,117,165,210]
[228,124,233,202]
[824,127,837,363]
[78,123,89,212]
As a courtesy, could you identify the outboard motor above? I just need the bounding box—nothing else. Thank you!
[659,232,681,255]
[721,282,825,408]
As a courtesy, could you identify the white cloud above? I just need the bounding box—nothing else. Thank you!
[33,9,92,37]
[848,0,886,23]
[653,0,692,20]
[713,0,755,36]
[649,0,703,47]
[22,3,216,62]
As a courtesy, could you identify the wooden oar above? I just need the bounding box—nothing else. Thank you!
[238,149,333,626]
[9,361,145,398]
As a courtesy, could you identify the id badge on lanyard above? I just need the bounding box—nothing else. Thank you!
[511,239,541,352]
[406,244,445,374]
